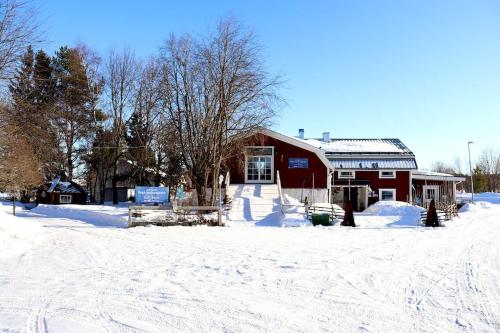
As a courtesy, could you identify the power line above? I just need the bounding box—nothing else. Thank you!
[89,145,149,150]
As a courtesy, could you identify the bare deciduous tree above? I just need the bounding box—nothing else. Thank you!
[431,161,456,174]
[477,148,500,192]
[0,0,42,80]
[104,48,139,204]
[0,109,43,212]
[159,19,282,205]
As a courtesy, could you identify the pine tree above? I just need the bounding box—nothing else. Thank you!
[8,47,60,179]
[472,166,487,193]
[52,46,97,180]
[127,111,156,185]
[9,46,35,127]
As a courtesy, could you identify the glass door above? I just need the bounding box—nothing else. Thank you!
[423,185,440,204]
[246,156,273,183]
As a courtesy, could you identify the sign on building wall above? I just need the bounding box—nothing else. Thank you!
[135,186,169,205]
[288,158,309,169]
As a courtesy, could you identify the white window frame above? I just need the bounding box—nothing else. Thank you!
[338,170,355,179]
[379,188,396,201]
[59,194,72,204]
[423,185,440,203]
[379,170,396,179]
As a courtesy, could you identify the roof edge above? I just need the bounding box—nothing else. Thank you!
[251,128,333,170]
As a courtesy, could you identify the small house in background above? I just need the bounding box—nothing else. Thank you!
[411,170,466,206]
[37,176,87,205]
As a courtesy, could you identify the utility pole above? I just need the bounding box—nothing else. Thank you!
[468,141,474,203]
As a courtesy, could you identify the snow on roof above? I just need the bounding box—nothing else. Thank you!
[412,170,466,181]
[330,158,417,170]
[46,177,86,194]
[413,170,453,177]
[304,138,413,154]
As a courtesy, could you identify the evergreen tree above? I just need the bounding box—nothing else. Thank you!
[472,166,487,193]
[8,47,60,179]
[52,46,97,180]
[9,46,35,126]
[127,111,156,185]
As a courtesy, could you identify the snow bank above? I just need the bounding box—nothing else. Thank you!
[0,210,44,259]
[363,200,425,216]
[458,201,493,213]
[27,204,129,228]
[359,201,425,227]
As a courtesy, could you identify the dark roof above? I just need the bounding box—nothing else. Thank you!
[44,177,86,194]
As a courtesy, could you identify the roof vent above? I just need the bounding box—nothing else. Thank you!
[298,128,304,140]
[322,131,330,142]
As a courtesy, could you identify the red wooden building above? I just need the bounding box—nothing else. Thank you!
[37,177,88,205]
[225,128,464,211]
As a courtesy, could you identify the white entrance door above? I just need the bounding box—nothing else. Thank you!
[246,155,273,183]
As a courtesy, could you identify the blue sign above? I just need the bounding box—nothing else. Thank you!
[288,158,309,169]
[135,186,169,205]
[176,185,186,199]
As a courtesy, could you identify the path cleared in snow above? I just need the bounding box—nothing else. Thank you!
[0,201,499,332]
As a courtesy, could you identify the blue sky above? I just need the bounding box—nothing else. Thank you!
[36,0,500,171]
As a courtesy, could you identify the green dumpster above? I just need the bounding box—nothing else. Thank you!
[311,213,331,226]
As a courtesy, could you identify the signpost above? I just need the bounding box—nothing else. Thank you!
[135,186,169,205]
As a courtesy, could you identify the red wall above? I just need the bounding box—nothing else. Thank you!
[225,133,328,189]
[334,170,411,203]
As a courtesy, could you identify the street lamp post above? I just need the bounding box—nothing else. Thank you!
[468,141,474,203]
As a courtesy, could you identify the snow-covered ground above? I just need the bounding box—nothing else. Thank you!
[457,192,500,204]
[0,199,499,332]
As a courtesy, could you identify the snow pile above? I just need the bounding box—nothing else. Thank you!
[364,200,425,216]
[360,201,425,227]
[0,210,44,259]
[458,201,493,213]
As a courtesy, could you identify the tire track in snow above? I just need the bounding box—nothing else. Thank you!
[26,299,48,333]
[453,209,500,332]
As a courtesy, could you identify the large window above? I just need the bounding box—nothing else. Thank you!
[338,170,355,179]
[59,194,72,204]
[379,170,396,179]
[379,189,396,201]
